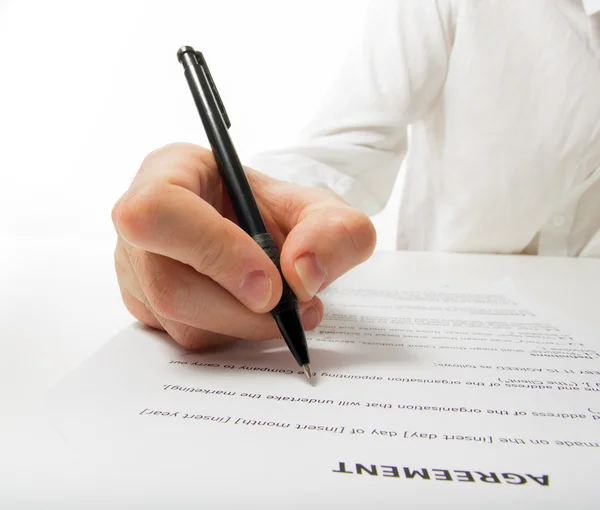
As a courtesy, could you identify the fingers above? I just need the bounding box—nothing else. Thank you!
[243,172,377,303]
[116,241,227,348]
[113,142,360,353]
[120,287,163,330]
[280,203,377,302]
[157,320,233,350]
[112,146,283,313]
[114,240,163,329]
[114,239,324,346]
[119,280,233,350]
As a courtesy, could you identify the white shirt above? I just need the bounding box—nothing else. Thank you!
[251,0,600,257]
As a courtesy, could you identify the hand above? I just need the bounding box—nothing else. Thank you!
[112,143,376,349]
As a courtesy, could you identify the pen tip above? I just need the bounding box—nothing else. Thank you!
[303,363,312,380]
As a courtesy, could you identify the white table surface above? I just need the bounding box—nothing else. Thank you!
[2,236,600,419]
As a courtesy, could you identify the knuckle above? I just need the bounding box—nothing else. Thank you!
[185,144,216,169]
[190,229,235,279]
[171,326,199,350]
[121,288,143,319]
[143,261,183,320]
[141,143,197,165]
[121,288,160,328]
[332,209,377,261]
[146,144,220,200]
[111,195,125,231]
[173,327,226,351]
[146,277,178,320]
[142,143,214,176]
[115,184,166,243]
[257,181,307,231]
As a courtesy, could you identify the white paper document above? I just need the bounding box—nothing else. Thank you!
[15,283,600,508]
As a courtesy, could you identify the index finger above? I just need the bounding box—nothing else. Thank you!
[112,143,283,313]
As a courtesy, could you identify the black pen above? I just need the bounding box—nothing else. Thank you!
[176,46,312,380]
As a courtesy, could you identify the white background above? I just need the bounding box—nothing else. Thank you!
[0,0,398,247]
[0,0,400,415]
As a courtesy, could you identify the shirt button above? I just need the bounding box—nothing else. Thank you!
[553,214,565,227]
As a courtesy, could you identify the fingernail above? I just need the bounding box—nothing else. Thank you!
[302,306,320,330]
[239,270,272,310]
[294,253,327,299]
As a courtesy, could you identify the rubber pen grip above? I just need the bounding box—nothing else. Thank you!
[253,233,298,314]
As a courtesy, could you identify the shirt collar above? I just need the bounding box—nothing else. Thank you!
[582,0,600,15]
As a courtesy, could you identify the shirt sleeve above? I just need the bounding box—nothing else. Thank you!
[248,0,455,216]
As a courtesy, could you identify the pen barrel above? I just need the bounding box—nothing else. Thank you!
[178,46,308,367]
[182,61,266,236]
[253,233,299,314]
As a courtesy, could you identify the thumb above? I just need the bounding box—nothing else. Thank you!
[279,202,377,302]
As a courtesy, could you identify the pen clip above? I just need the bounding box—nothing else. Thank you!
[195,51,231,129]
